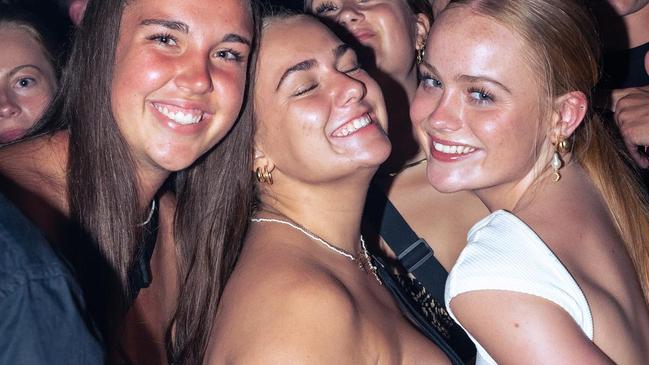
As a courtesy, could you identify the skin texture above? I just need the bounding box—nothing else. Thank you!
[111,0,253,187]
[0,26,56,144]
[411,6,649,364]
[207,16,450,365]
[308,0,487,274]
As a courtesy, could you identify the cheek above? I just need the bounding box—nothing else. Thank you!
[112,50,170,103]
[18,88,53,119]
[211,67,247,116]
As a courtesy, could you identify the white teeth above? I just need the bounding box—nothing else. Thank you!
[154,103,203,125]
[433,141,476,155]
[334,114,372,137]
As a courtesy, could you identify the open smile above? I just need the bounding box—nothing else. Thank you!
[152,102,206,125]
[331,113,374,137]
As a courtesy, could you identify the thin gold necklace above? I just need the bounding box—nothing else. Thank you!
[385,157,427,177]
[251,215,382,285]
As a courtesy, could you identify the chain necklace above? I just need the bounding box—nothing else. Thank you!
[137,200,156,227]
[251,216,382,285]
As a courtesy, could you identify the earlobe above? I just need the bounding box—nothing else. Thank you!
[552,91,587,142]
[252,145,275,173]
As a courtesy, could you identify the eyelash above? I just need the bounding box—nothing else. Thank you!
[468,87,495,104]
[213,49,244,62]
[419,72,442,89]
[15,77,36,88]
[148,33,177,46]
[315,1,337,14]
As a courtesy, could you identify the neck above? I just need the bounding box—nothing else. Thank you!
[258,175,370,254]
[134,161,169,211]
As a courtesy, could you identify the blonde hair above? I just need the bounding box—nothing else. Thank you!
[448,0,649,306]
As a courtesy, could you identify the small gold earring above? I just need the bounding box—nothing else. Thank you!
[416,47,425,64]
[255,167,273,185]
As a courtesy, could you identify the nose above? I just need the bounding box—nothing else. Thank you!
[338,4,365,26]
[427,93,463,132]
[335,73,367,107]
[0,89,20,119]
[174,54,214,95]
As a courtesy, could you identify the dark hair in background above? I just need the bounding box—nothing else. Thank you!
[0,1,72,81]
[167,1,260,364]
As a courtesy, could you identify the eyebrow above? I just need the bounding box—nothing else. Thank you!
[222,33,251,47]
[140,18,189,33]
[275,44,353,91]
[420,61,511,94]
[10,64,44,77]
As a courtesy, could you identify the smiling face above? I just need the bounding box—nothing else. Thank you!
[0,25,56,143]
[254,15,390,185]
[110,0,253,175]
[410,7,552,197]
[306,0,421,80]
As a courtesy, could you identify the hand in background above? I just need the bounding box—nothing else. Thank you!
[612,52,649,168]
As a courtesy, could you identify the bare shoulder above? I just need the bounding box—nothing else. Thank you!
[208,234,363,364]
[450,290,614,364]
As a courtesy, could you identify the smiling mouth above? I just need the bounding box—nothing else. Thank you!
[153,103,205,125]
[332,114,373,137]
[432,141,477,155]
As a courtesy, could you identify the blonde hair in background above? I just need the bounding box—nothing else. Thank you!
[448,0,649,307]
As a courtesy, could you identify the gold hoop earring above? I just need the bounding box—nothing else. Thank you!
[416,47,425,65]
[255,167,273,185]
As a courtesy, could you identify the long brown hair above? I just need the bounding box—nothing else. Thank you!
[167,2,261,364]
[448,0,649,306]
[25,0,259,359]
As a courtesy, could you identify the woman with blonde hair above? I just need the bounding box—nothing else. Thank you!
[411,0,649,363]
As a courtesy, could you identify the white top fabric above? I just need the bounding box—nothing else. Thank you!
[445,210,593,365]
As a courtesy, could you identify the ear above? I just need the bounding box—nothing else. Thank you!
[69,0,88,26]
[550,91,588,143]
[415,13,431,52]
[252,143,275,173]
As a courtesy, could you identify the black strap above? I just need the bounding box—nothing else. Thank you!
[365,184,448,304]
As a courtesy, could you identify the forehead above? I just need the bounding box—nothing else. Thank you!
[0,26,49,66]
[429,7,538,88]
[258,16,340,75]
[122,0,252,35]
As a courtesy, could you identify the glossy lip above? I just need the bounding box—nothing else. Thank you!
[330,111,378,138]
[147,99,214,135]
[349,27,375,42]
[428,134,479,162]
[0,128,27,144]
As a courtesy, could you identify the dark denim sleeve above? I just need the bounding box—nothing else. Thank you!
[0,194,105,365]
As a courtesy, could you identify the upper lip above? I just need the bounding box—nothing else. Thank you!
[149,99,214,116]
[428,134,477,149]
[329,109,375,136]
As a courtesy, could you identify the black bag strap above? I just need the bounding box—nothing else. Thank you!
[365,184,449,304]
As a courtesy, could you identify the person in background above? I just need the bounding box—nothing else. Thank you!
[0,0,257,363]
[595,0,649,170]
[305,0,484,361]
[208,12,453,364]
[54,0,88,26]
[411,0,649,363]
[0,4,68,144]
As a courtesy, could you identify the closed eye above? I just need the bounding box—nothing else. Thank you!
[315,1,337,14]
